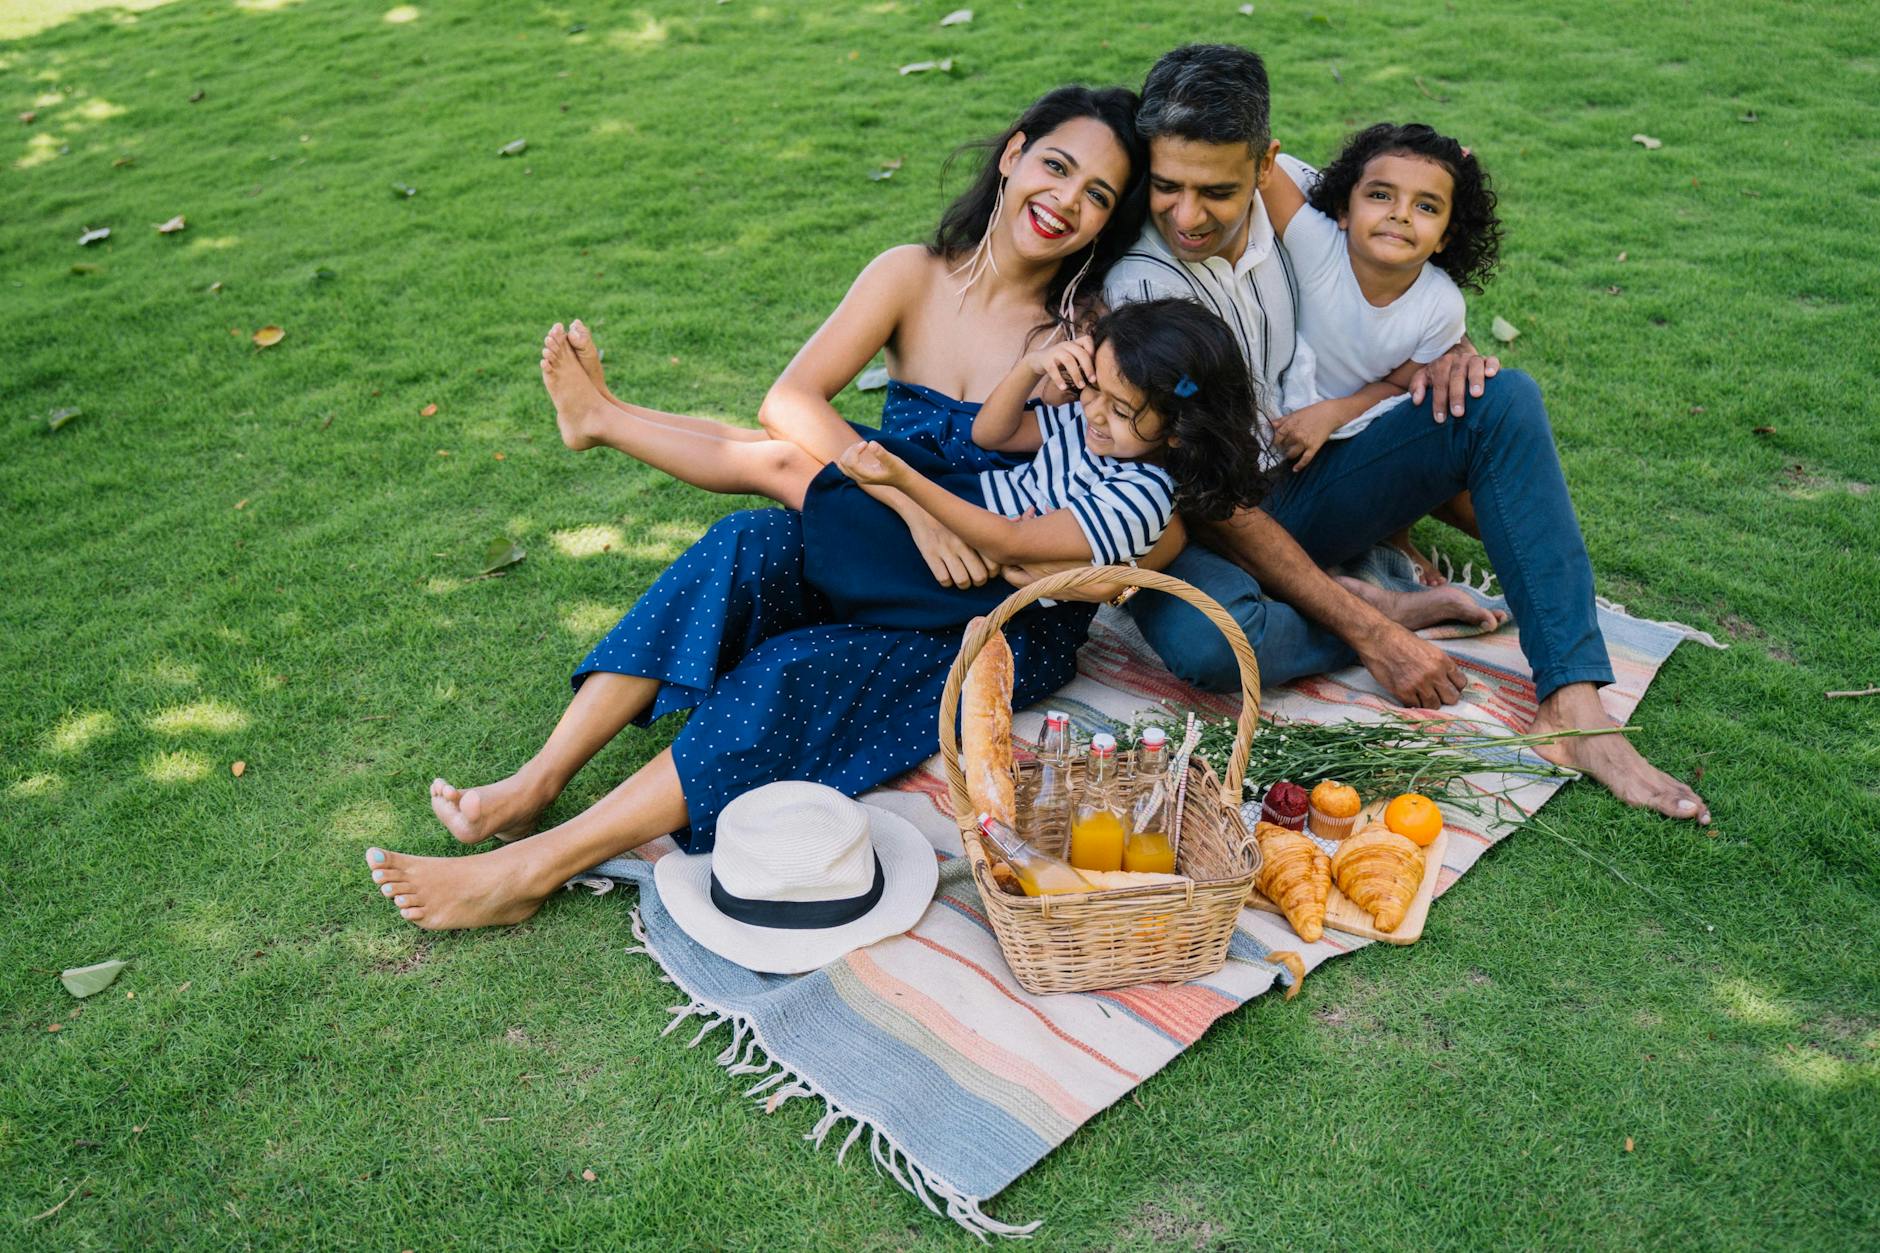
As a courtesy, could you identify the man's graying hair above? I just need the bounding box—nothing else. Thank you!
[1136,44,1271,151]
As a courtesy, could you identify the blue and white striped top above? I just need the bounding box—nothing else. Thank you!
[977,402,1177,566]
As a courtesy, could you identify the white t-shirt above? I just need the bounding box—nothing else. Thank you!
[1279,159,1466,440]
[979,401,1176,566]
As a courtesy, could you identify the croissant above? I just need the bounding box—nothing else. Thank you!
[1331,821,1426,933]
[1253,821,1330,943]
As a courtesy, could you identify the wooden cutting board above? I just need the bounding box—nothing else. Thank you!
[1244,800,1447,945]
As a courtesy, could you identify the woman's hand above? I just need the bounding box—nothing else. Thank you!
[1022,334,1098,395]
[837,440,907,487]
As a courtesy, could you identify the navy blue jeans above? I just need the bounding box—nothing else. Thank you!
[1127,369,1614,703]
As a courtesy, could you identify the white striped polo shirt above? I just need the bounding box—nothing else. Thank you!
[1102,159,1315,469]
[978,402,1176,566]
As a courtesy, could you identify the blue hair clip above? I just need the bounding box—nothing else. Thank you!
[1172,374,1200,399]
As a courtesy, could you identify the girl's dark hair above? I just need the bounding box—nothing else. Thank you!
[1091,299,1271,521]
[1307,122,1503,293]
[932,85,1149,334]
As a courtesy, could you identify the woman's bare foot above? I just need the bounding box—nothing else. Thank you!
[1386,528,1447,586]
[365,843,554,930]
[430,772,553,845]
[541,323,609,451]
[565,318,617,403]
[1528,683,1710,823]
[1336,574,1506,633]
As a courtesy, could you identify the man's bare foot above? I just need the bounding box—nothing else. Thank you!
[565,318,617,404]
[365,843,553,930]
[1527,683,1710,823]
[541,323,609,451]
[1336,574,1506,633]
[430,772,553,845]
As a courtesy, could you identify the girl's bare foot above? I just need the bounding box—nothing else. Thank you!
[365,844,554,930]
[541,323,608,450]
[1336,574,1507,633]
[1386,528,1447,586]
[1528,683,1710,823]
[565,318,616,402]
[430,772,553,845]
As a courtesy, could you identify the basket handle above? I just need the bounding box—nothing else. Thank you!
[939,564,1261,810]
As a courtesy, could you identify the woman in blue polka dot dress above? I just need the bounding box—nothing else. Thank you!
[364,86,1171,932]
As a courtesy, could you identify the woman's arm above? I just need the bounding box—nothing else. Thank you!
[838,442,1094,566]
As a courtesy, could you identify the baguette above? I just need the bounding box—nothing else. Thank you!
[961,620,1016,826]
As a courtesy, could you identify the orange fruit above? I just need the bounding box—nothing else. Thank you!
[1383,792,1443,846]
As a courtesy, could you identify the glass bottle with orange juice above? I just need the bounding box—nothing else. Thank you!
[978,814,1093,896]
[1123,727,1179,874]
[1069,733,1126,873]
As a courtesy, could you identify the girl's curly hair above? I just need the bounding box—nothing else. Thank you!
[1306,122,1503,293]
[1090,299,1271,522]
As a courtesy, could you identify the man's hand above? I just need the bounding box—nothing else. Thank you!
[1357,620,1467,708]
[1409,344,1499,422]
[906,509,998,588]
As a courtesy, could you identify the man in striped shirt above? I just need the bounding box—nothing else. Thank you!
[1101,43,1709,824]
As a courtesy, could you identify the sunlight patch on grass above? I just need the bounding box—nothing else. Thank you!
[551,524,624,559]
[1716,977,1798,1028]
[50,710,117,754]
[235,0,304,11]
[78,98,127,122]
[147,657,201,687]
[561,600,627,637]
[34,91,67,108]
[382,3,420,22]
[1768,1045,1862,1089]
[425,576,465,596]
[146,749,212,783]
[215,625,253,644]
[185,235,244,253]
[606,16,670,52]
[147,699,251,736]
[15,132,66,171]
[9,772,66,799]
[590,118,640,137]
[0,0,175,40]
[329,797,400,844]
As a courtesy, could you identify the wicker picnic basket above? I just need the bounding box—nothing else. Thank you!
[939,565,1263,995]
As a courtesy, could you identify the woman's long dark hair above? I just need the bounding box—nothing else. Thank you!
[1091,299,1271,520]
[1307,122,1503,293]
[931,86,1149,335]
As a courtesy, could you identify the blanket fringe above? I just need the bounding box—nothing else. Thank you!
[1594,595,1728,649]
[624,909,1041,1240]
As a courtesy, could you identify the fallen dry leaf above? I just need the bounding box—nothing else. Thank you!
[1739,111,1759,123]
[480,536,525,575]
[1753,425,1776,435]
[498,138,528,157]
[78,226,111,246]
[1631,133,1662,150]
[1490,315,1521,344]
[420,403,438,417]
[178,981,191,993]
[1617,250,1628,262]
[1606,285,1622,295]
[1624,1137,1635,1152]
[231,760,246,777]
[581,1169,597,1182]
[208,281,223,294]
[156,215,186,234]
[113,155,134,168]
[189,88,205,103]
[20,109,36,124]
[938,7,972,24]
[234,498,248,510]
[898,58,955,75]
[1689,405,1706,414]
[71,263,102,276]
[492,452,506,460]
[252,326,285,348]
[393,182,418,198]
[436,449,451,457]
[46,407,82,432]
[61,960,128,998]
[1238,3,1254,13]
[48,1023,62,1032]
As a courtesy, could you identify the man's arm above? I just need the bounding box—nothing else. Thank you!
[1198,508,1467,708]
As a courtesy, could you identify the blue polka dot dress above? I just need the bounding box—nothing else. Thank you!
[862,379,1026,474]
[574,392,1094,852]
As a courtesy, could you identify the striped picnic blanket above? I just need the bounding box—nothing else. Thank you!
[586,578,1711,1238]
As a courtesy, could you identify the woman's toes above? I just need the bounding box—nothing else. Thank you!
[400,906,425,922]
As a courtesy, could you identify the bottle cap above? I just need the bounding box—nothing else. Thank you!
[1089,732,1117,755]
[1139,726,1167,747]
[1045,710,1069,727]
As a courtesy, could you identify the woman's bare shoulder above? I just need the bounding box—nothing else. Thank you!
[858,242,948,287]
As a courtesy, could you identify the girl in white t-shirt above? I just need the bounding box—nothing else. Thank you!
[1262,123,1504,582]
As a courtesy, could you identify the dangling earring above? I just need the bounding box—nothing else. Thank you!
[949,178,1006,301]
[1053,248,1095,340]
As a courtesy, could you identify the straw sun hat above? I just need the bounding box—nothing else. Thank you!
[654,781,939,974]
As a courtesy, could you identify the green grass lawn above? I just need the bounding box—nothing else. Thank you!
[4,0,1877,1246]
